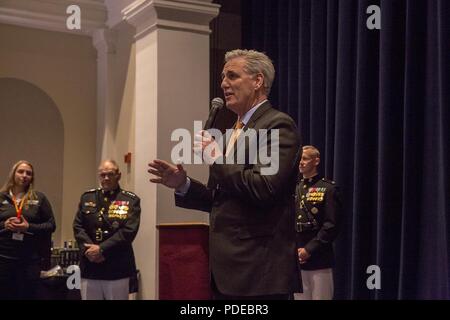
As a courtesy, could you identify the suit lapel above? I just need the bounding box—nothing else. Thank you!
[230,101,272,158]
[244,100,272,129]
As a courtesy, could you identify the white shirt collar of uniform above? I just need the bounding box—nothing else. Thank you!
[239,99,268,126]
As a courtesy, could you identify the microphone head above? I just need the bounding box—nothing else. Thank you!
[211,97,224,109]
[204,97,224,130]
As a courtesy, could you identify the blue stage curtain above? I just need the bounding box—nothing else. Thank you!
[242,0,450,299]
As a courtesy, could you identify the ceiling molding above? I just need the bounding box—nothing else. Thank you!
[0,0,220,38]
[0,0,107,36]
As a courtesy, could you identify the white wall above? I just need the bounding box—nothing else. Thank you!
[0,0,219,299]
[0,23,98,246]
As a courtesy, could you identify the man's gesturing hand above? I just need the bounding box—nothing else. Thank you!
[148,159,187,190]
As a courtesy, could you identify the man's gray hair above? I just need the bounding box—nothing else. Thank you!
[98,159,120,173]
[225,49,275,96]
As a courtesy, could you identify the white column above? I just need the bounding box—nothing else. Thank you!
[124,0,219,299]
[93,28,118,164]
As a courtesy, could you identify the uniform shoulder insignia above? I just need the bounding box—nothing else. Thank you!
[322,178,336,185]
[83,188,99,194]
[122,190,137,198]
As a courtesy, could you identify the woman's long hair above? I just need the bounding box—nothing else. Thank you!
[0,160,37,200]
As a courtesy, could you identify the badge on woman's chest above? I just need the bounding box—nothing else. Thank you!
[12,232,24,241]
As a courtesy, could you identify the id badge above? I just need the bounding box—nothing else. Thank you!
[12,232,24,241]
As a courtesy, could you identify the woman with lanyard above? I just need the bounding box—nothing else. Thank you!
[0,160,56,299]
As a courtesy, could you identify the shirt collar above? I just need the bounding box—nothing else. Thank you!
[239,99,268,126]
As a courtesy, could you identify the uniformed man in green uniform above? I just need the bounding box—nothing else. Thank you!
[73,160,141,300]
[294,145,341,300]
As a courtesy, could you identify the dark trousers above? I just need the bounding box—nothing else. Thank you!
[0,256,40,300]
[211,274,290,300]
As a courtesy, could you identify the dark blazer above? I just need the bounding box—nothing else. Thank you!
[0,191,56,261]
[176,101,301,296]
[73,187,140,280]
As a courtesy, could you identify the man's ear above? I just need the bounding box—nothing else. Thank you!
[254,73,264,90]
[315,157,320,167]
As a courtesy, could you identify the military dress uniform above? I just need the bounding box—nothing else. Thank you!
[294,174,341,300]
[73,186,140,299]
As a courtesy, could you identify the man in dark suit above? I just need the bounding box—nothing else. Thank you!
[148,49,301,299]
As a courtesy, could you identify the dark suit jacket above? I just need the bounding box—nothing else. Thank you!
[0,191,56,262]
[176,101,301,296]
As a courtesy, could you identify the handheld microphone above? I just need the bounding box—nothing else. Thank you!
[203,97,224,130]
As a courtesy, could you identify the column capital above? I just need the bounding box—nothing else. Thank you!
[123,0,220,39]
[92,28,118,54]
